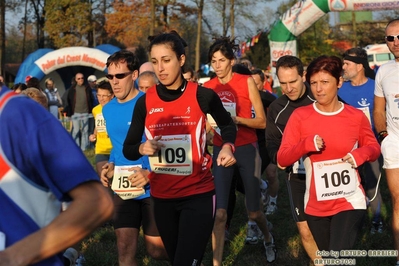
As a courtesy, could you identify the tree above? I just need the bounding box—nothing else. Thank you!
[29,0,46,48]
[297,14,336,65]
[105,0,152,48]
[192,0,204,71]
[44,0,92,48]
[243,32,270,70]
[0,0,5,76]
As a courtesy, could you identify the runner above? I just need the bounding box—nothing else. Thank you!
[278,55,380,252]
[123,31,237,266]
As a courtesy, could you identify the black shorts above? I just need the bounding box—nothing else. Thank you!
[95,154,110,164]
[152,192,215,265]
[307,209,365,252]
[213,143,262,212]
[285,171,307,222]
[112,195,159,236]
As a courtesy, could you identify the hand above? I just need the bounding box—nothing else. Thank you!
[100,163,114,187]
[315,135,325,150]
[231,116,239,125]
[127,167,150,188]
[342,155,355,168]
[277,162,286,170]
[89,134,96,142]
[216,145,236,167]
[140,135,165,156]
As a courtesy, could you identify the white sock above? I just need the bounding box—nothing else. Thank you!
[248,220,256,226]
[269,195,277,204]
[260,179,268,190]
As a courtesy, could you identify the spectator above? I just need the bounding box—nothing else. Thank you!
[64,73,95,151]
[44,78,63,118]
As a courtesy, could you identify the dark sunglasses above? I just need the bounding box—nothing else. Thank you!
[385,35,399,42]
[105,72,132,80]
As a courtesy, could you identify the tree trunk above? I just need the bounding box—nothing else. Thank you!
[195,0,204,72]
[150,0,155,36]
[22,0,29,61]
[222,0,226,36]
[0,0,5,76]
[230,0,234,38]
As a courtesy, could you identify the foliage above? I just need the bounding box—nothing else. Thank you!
[5,25,36,63]
[297,14,337,65]
[44,0,92,48]
[243,32,270,70]
[104,0,151,48]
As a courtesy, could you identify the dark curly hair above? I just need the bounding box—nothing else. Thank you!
[207,36,239,63]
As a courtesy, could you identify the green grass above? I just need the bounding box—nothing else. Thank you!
[81,149,396,265]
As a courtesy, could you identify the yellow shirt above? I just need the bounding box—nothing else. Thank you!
[92,104,112,155]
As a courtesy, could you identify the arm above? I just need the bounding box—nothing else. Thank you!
[233,77,266,129]
[373,95,387,135]
[205,88,237,167]
[277,112,319,167]
[266,108,282,164]
[56,91,63,107]
[123,96,148,160]
[0,182,113,266]
[348,113,381,167]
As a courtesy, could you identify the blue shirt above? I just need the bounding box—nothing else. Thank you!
[103,90,151,199]
[338,78,376,134]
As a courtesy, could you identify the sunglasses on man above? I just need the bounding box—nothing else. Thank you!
[385,35,399,42]
[105,72,132,80]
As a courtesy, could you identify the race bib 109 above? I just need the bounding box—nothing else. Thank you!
[149,134,193,176]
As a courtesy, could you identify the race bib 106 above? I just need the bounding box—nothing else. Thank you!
[111,165,145,200]
[313,158,357,201]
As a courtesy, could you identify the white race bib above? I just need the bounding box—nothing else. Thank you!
[313,158,357,201]
[207,102,237,135]
[95,113,107,132]
[111,165,145,200]
[357,106,371,125]
[149,134,193,176]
